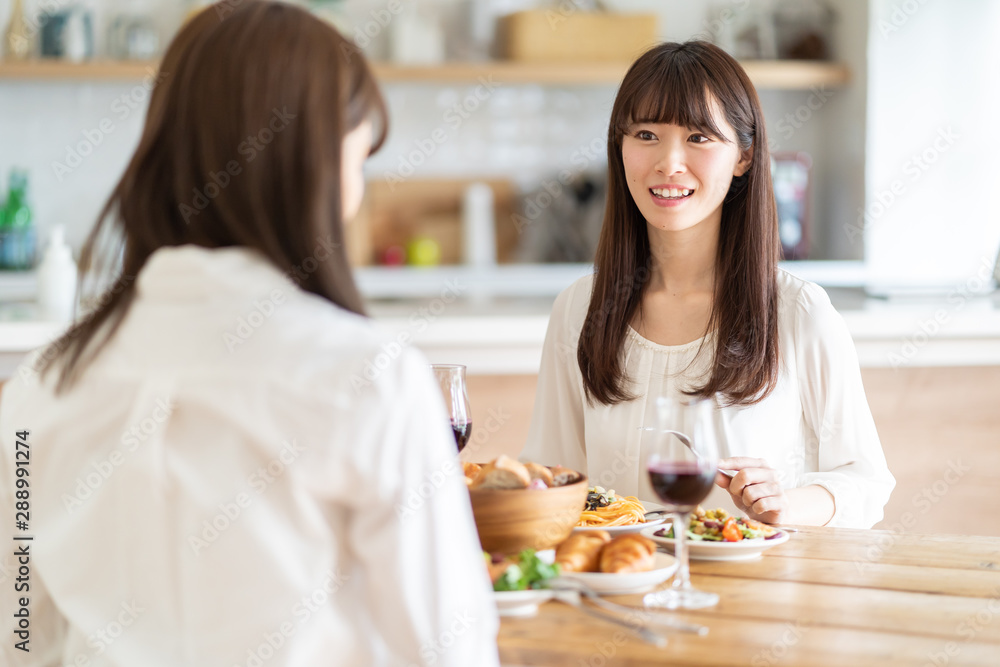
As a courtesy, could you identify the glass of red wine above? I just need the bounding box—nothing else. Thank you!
[431,364,472,453]
[644,395,720,610]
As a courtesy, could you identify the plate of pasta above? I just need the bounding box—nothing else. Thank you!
[573,487,666,535]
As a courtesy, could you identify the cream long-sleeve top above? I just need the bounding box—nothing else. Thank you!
[0,245,500,667]
[522,271,895,529]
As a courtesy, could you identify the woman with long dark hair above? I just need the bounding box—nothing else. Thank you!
[0,4,499,665]
[523,41,894,528]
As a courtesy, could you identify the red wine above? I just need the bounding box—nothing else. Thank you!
[648,462,715,509]
[451,421,472,452]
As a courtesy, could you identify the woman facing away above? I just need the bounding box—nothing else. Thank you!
[0,3,499,666]
[522,41,894,529]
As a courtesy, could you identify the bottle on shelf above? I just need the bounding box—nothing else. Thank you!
[0,169,36,271]
[462,182,497,269]
[37,225,78,324]
[3,0,32,61]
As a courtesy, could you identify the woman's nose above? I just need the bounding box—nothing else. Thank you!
[654,141,686,175]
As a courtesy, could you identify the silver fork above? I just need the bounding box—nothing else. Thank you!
[550,586,669,648]
[549,579,708,637]
[636,426,736,479]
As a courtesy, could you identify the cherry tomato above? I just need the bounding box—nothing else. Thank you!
[722,517,743,542]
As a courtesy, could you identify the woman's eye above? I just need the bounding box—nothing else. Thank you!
[689,133,710,144]
[635,130,656,141]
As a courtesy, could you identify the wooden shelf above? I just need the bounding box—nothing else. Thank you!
[0,59,158,80]
[0,59,850,89]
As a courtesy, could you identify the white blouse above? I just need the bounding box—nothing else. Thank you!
[522,270,895,528]
[0,246,499,667]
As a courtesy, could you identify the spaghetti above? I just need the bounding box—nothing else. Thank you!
[577,496,646,527]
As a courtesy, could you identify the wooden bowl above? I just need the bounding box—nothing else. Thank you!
[469,474,588,554]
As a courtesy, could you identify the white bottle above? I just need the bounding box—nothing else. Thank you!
[462,182,497,268]
[38,225,78,324]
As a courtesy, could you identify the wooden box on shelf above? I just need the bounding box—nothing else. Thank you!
[347,179,519,267]
[496,10,658,62]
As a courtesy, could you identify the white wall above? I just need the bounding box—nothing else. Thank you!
[865,0,1000,291]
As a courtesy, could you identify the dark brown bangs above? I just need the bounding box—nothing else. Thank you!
[615,53,728,142]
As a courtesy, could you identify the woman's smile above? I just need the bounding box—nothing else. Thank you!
[649,184,696,207]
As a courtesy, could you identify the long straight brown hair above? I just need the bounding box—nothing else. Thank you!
[579,41,780,407]
[40,1,388,392]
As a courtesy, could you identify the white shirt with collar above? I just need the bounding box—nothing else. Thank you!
[522,270,895,529]
[0,245,500,667]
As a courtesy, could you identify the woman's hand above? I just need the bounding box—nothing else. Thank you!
[715,457,789,524]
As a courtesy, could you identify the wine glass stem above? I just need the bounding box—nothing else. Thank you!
[672,510,692,591]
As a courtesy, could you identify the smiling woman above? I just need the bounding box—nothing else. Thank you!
[521,41,895,530]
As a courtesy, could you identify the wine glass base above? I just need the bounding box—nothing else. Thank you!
[643,588,719,610]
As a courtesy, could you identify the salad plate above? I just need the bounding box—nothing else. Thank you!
[642,523,790,561]
[493,589,555,617]
[491,549,558,616]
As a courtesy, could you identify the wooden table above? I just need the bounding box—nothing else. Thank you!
[498,526,1000,666]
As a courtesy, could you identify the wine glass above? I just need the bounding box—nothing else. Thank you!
[643,395,720,610]
[431,364,472,453]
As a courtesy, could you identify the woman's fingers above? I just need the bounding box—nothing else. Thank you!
[741,481,780,510]
[714,471,733,489]
[717,456,770,471]
[726,466,778,499]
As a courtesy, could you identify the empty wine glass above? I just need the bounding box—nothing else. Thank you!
[643,395,720,610]
[431,364,472,453]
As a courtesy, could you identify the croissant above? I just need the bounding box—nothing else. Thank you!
[555,531,611,573]
[599,534,656,574]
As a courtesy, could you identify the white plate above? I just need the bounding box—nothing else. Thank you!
[572,501,668,535]
[493,589,554,617]
[556,552,678,595]
[641,524,790,561]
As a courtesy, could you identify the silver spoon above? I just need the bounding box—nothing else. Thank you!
[637,427,737,480]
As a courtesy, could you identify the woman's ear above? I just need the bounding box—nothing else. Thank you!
[735,146,754,177]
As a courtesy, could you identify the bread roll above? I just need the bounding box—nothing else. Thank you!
[471,455,530,490]
[550,465,582,487]
[555,531,611,573]
[523,462,554,488]
[599,534,656,574]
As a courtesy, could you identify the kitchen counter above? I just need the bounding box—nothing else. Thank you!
[2,287,999,377]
